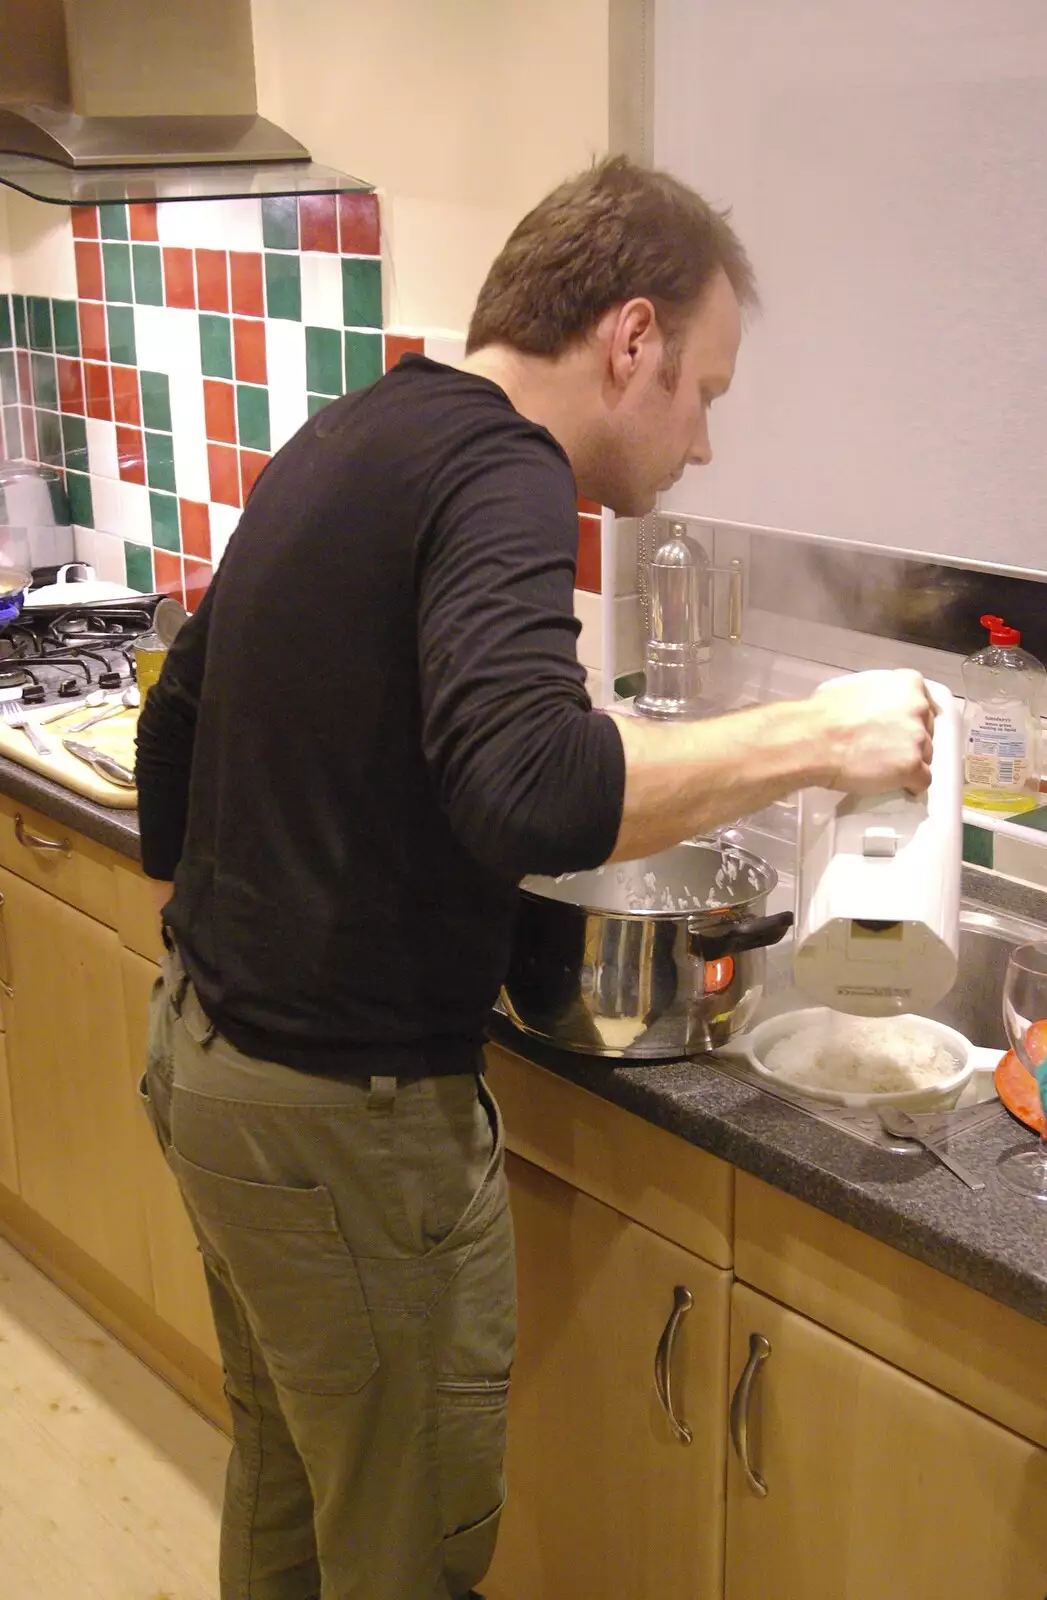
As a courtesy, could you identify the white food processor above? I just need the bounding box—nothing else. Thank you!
[792,675,963,1017]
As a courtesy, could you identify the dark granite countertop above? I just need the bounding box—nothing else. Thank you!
[0,752,141,861]
[486,997,1047,1328]
[9,761,1047,1327]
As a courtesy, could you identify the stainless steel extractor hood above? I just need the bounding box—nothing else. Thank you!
[0,0,370,205]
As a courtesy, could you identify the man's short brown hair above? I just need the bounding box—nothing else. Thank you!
[466,156,757,362]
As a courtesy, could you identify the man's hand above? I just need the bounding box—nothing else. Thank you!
[607,667,939,862]
[811,669,935,795]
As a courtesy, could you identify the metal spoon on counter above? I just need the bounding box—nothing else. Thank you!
[40,686,133,728]
[877,1106,986,1191]
[64,684,140,733]
[39,688,108,726]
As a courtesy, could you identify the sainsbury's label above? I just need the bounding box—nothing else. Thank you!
[965,707,1031,791]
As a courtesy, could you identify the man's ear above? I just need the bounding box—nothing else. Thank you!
[605,298,659,391]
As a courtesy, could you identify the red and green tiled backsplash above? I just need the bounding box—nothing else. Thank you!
[0,191,601,612]
[0,192,419,611]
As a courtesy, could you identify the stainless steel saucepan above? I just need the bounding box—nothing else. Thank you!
[501,840,793,1060]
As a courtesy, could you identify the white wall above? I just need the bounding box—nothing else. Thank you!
[654,0,1047,573]
[251,0,612,335]
[0,194,11,293]
[2,189,78,297]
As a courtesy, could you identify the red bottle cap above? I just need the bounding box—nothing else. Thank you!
[980,613,1021,646]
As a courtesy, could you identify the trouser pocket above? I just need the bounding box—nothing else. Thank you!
[437,1372,510,1585]
[166,1145,380,1396]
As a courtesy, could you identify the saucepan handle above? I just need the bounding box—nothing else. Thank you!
[688,911,794,962]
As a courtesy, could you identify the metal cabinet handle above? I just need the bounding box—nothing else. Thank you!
[14,813,70,856]
[730,1331,771,1496]
[654,1285,694,1445]
[727,558,743,641]
[0,892,14,999]
[708,557,745,642]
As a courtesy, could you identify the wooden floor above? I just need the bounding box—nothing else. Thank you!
[0,1235,225,1599]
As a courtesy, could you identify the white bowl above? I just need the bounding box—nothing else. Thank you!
[743,1008,974,1112]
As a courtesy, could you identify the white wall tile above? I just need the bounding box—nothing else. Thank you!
[157,199,230,250]
[28,524,61,566]
[424,334,466,367]
[300,254,343,329]
[218,199,263,254]
[74,525,127,584]
[85,417,118,480]
[168,365,205,438]
[574,588,603,671]
[90,472,122,535]
[134,304,174,374]
[269,393,309,453]
[162,308,202,378]
[613,516,640,595]
[266,318,307,387]
[613,593,645,676]
[584,668,606,706]
[172,438,210,507]
[266,320,308,450]
[166,365,210,503]
[992,831,1047,890]
[120,482,153,546]
[209,502,241,567]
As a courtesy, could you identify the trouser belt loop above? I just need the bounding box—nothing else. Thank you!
[367,1075,398,1112]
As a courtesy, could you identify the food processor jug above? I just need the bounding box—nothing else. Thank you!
[793,675,962,1016]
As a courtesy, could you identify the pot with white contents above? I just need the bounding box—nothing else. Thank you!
[501,839,794,1059]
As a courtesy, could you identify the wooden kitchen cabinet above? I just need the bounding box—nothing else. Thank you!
[485,1151,731,1600]
[0,1033,19,1194]
[0,863,153,1302]
[725,1283,1047,1600]
[120,948,220,1363]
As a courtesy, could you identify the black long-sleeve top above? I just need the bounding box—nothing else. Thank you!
[136,356,626,1078]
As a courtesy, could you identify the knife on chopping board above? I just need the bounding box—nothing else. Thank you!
[62,738,136,789]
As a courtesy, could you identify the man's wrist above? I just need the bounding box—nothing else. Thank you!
[760,698,837,792]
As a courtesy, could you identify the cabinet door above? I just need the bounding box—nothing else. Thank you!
[0,865,152,1300]
[485,1152,730,1600]
[121,949,220,1363]
[726,1283,1047,1600]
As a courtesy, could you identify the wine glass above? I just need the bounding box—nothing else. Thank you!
[998,942,1047,1200]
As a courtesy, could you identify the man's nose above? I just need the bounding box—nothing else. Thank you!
[689,420,712,467]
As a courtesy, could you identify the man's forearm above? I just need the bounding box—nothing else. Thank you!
[606,699,828,861]
[605,668,935,863]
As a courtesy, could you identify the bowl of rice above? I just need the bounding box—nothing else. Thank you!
[744,1009,973,1111]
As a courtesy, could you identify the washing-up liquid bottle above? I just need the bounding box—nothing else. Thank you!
[962,615,1046,814]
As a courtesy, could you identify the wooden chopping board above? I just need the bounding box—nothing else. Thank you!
[0,704,139,807]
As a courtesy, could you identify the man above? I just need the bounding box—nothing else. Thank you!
[136,156,933,1600]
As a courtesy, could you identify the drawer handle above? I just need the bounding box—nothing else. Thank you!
[730,1331,771,1497]
[14,813,71,856]
[654,1284,694,1445]
[0,892,14,998]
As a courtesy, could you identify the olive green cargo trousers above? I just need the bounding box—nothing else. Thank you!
[142,943,515,1600]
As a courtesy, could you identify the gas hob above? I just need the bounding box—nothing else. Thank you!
[0,598,160,713]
